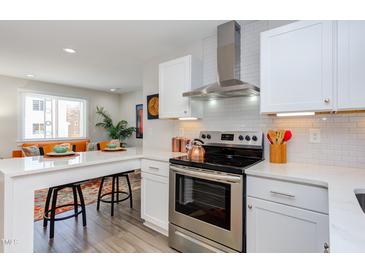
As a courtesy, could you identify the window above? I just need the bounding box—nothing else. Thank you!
[22,93,87,140]
[32,100,44,111]
[32,123,45,135]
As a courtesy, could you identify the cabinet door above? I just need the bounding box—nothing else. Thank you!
[247,197,329,253]
[338,21,365,110]
[261,21,334,113]
[159,55,191,118]
[141,172,169,232]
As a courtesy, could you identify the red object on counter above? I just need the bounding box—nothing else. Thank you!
[283,130,292,142]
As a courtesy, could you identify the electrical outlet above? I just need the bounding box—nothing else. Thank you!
[309,128,321,143]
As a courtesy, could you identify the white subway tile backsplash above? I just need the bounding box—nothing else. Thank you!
[171,20,365,168]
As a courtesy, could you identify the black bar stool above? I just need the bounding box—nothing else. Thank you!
[41,144,87,239]
[43,183,87,238]
[96,141,133,216]
[96,172,133,216]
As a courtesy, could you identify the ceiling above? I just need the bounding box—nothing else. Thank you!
[0,20,229,93]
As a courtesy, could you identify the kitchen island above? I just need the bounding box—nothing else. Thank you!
[0,148,184,253]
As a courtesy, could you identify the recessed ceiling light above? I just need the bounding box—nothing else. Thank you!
[109,88,116,92]
[26,74,35,78]
[63,48,76,54]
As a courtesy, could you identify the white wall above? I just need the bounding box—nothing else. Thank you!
[0,75,121,158]
[119,90,143,147]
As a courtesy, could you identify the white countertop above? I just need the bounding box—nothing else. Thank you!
[246,160,365,252]
[0,147,186,177]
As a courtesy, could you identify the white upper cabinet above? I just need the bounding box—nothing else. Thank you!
[159,55,202,119]
[260,21,335,113]
[337,21,365,110]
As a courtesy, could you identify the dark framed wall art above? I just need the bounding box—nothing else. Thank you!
[136,104,143,139]
[147,93,159,120]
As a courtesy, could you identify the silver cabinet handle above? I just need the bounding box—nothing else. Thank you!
[149,166,160,170]
[248,204,253,209]
[270,190,295,198]
[324,242,330,253]
[324,98,330,103]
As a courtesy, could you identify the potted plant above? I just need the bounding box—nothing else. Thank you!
[95,106,136,146]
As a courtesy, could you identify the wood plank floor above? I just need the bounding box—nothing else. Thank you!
[33,185,175,253]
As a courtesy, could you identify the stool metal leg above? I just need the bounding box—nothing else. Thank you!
[76,185,87,227]
[49,188,58,239]
[126,175,133,208]
[116,176,120,202]
[43,187,53,228]
[96,177,105,211]
[111,176,116,216]
[72,186,78,217]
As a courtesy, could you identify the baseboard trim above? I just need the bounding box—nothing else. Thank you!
[143,221,168,236]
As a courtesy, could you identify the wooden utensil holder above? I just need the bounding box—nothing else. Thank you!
[270,143,287,164]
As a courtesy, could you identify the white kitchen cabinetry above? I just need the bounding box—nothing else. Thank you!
[260,21,335,113]
[159,55,202,119]
[247,176,329,253]
[141,159,169,235]
[247,197,329,253]
[338,21,365,110]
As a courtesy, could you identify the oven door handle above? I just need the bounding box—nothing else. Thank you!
[170,165,241,184]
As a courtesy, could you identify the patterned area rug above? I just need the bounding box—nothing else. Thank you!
[34,173,141,222]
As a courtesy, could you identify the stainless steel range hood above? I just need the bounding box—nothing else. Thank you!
[183,21,260,100]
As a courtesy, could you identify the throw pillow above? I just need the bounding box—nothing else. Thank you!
[22,145,40,157]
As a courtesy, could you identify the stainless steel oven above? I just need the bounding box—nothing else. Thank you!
[169,164,244,252]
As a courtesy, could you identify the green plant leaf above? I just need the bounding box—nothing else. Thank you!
[95,106,136,141]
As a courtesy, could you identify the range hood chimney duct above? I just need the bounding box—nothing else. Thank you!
[183,20,260,100]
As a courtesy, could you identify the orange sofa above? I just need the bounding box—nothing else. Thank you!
[12,139,90,157]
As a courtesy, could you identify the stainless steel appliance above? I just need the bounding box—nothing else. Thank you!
[182,21,260,100]
[169,131,264,252]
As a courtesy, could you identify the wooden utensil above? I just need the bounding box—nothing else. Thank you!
[268,130,277,144]
[267,133,273,144]
[277,129,285,144]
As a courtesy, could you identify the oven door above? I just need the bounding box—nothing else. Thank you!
[169,165,243,251]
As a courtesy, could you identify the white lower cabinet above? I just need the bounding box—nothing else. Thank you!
[141,161,169,236]
[247,197,329,253]
[247,176,329,253]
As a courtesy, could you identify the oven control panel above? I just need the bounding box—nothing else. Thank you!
[199,131,263,147]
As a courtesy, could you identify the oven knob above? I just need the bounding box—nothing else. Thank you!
[239,135,244,141]
[201,134,206,139]
[245,135,251,141]
[207,134,211,139]
[252,135,258,142]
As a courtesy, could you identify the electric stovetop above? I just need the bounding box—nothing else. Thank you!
[169,155,262,175]
[169,131,264,175]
